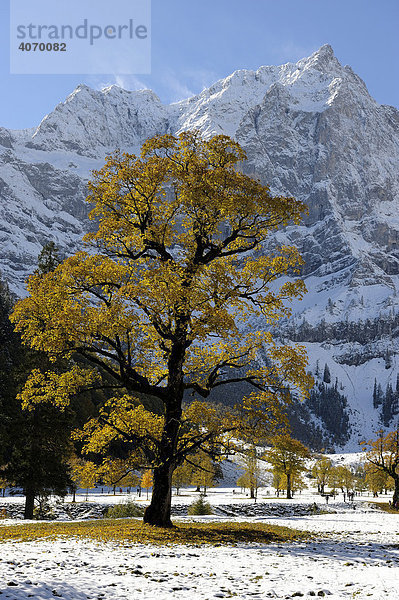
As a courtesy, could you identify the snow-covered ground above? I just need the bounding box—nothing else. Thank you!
[0,487,398,600]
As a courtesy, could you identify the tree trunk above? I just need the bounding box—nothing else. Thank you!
[24,485,35,519]
[143,462,174,527]
[143,330,186,527]
[392,476,399,509]
[143,397,183,526]
[286,473,292,499]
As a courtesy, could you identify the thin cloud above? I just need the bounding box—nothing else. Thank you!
[270,42,315,65]
[161,72,195,102]
[114,75,148,90]
[161,68,221,103]
[88,74,149,92]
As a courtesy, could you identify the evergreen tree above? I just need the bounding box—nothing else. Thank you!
[372,378,386,410]
[306,381,350,445]
[377,383,383,403]
[381,382,397,427]
[315,360,320,378]
[36,242,61,275]
[0,278,18,465]
[6,402,73,517]
[0,262,74,518]
[373,379,379,409]
[323,363,331,384]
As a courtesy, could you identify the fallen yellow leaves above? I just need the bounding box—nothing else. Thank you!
[0,519,310,546]
[370,502,399,514]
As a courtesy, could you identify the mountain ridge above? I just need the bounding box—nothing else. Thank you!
[1,44,399,450]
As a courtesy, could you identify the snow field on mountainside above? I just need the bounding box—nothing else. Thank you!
[1,44,399,448]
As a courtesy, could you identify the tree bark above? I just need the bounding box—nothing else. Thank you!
[143,462,174,527]
[143,323,186,527]
[286,473,292,499]
[392,476,399,509]
[24,485,35,519]
[143,396,183,526]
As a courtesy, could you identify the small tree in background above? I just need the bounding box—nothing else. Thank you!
[362,429,399,509]
[352,462,366,494]
[70,459,97,501]
[292,471,307,495]
[364,462,392,496]
[272,469,307,496]
[271,469,285,496]
[188,451,218,496]
[239,446,262,499]
[329,465,354,495]
[141,469,153,500]
[172,461,193,495]
[312,456,333,494]
[0,475,10,498]
[188,495,213,515]
[265,434,310,499]
[100,458,139,495]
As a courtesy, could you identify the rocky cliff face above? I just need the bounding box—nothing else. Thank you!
[1,45,399,449]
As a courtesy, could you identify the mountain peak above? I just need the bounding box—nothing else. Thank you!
[297,44,342,75]
[2,46,399,449]
[314,43,335,57]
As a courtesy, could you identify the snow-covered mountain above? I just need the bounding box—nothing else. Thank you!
[1,44,399,450]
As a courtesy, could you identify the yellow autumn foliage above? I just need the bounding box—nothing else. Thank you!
[10,132,313,525]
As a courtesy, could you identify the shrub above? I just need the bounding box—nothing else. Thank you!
[187,495,213,515]
[105,500,144,519]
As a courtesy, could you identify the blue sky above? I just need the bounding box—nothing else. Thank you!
[1,0,398,129]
